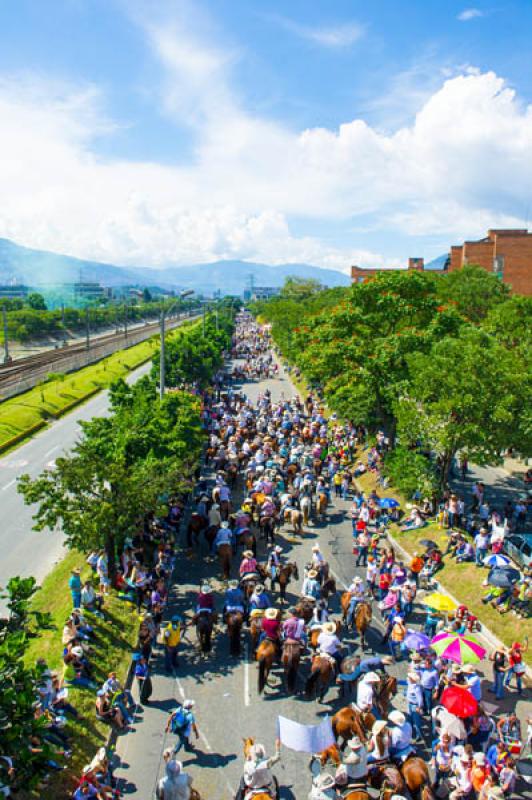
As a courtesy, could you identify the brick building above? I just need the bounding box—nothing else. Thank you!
[448,229,532,295]
[351,257,425,283]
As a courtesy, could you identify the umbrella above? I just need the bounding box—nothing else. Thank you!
[422,593,458,613]
[419,539,438,550]
[440,685,478,718]
[430,631,487,664]
[404,630,430,651]
[380,497,400,509]
[488,567,521,588]
[483,554,510,568]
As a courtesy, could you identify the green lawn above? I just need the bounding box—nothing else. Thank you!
[20,550,140,799]
[0,319,200,452]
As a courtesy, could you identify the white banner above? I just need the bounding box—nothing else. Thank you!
[277,715,335,753]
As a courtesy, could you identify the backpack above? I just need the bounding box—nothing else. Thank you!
[170,706,188,732]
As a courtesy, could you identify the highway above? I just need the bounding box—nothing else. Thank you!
[0,360,152,590]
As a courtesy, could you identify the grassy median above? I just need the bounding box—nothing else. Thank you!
[21,549,139,799]
[0,319,199,452]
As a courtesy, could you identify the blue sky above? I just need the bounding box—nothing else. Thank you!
[0,0,531,271]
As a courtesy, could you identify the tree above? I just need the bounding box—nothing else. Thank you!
[395,327,531,490]
[142,287,153,303]
[0,577,53,790]
[279,276,322,301]
[26,293,47,311]
[439,265,510,322]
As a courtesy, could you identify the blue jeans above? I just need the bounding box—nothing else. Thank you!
[476,547,487,565]
[347,598,360,627]
[504,667,523,693]
[407,703,423,740]
[422,687,434,713]
[492,670,504,700]
[165,645,179,672]
[71,591,81,608]
[389,640,404,661]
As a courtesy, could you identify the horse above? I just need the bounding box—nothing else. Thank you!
[226,611,244,657]
[284,508,303,534]
[308,621,342,650]
[375,674,398,718]
[332,706,376,749]
[195,611,216,655]
[281,639,302,694]
[259,514,276,545]
[249,612,264,653]
[242,738,279,800]
[305,654,334,702]
[240,529,257,557]
[218,543,232,580]
[186,513,207,548]
[341,595,372,649]
[400,757,436,800]
[300,495,312,526]
[316,491,328,519]
[276,562,299,602]
[295,599,315,623]
[320,576,337,603]
[368,764,407,798]
[257,638,277,695]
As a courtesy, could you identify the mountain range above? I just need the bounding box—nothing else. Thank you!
[0,238,351,296]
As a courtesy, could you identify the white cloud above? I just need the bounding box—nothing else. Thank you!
[276,18,365,48]
[0,9,531,275]
[458,8,484,21]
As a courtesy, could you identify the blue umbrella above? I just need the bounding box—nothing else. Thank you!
[380,498,400,509]
[483,554,510,568]
[404,630,431,651]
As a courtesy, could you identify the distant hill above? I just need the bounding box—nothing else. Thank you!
[0,238,350,295]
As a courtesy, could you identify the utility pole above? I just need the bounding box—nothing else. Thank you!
[85,307,90,350]
[2,305,10,364]
[159,310,166,401]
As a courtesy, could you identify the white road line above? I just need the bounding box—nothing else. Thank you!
[2,479,15,491]
[44,445,59,457]
[329,567,348,591]
[175,676,186,700]
[244,642,250,707]
[198,730,213,752]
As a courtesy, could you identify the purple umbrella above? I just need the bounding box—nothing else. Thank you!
[404,630,431,651]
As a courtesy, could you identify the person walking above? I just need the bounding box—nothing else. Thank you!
[488,646,507,701]
[406,671,424,742]
[166,700,199,754]
[69,567,82,609]
[163,615,183,674]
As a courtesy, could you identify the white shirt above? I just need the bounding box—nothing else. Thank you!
[356,680,374,710]
[317,632,341,655]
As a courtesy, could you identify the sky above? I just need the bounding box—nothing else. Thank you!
[0,0,532,274]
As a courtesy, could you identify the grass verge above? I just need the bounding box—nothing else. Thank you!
[20,549,139,799]
[0,319,200,452]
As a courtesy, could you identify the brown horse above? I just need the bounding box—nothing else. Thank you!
[240,529,257,557]
[284,508,303,534]
[249,612,264,653]
[257,639,277,694]
[281,640,301,694]
[186,513,207,548]
[242,738,279,800]
[305,654,334,702]
[320,576,337,603]
[341,595,372,649]
[400,757,436,800]
[375,674,398,717]
[308,621,342,650]
[218,543,232,580]
[316,491,328,519]
[295,599,315,623]
[195,611,216,655]
[276,562,299,601]
[368,764,407,797]
[226,611,243,657]
[332,706,376,748]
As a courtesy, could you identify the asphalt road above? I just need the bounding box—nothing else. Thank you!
[113,362,531,800]
[0,360,152,590]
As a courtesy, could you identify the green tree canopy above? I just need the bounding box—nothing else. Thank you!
[26,293,47,311]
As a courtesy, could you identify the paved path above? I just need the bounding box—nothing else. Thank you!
[114,362,531,800]
[0,361,152,590]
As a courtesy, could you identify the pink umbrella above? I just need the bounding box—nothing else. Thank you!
[430,631,486,664]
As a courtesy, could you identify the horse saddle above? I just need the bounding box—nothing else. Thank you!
[241,573,260,584]
[283,640,302,657]
[318,651,337,669]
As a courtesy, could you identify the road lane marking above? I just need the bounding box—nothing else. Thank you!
[175,676,186,700]
[244,642,250,707]
[44,445,59,457]
[2,479,15,491]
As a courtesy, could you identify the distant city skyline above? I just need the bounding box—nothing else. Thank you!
[1,0,531,273]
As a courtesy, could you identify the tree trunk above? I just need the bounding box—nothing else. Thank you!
[104,530,116,578]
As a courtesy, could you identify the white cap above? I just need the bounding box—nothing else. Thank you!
[183,699,195,709]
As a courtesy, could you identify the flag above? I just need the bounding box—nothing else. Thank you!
[277,715,335,753]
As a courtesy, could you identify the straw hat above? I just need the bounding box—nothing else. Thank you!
[250,609,264,619]
[229,579,239,589]
[72,567,81,574]
[364,672,380,683]
[462,664,477,674]
[264,608,278,620]
[322,621,337,635]
[243,550,254,559]
[307,569,318,579]
[388,710,406,726]
[200,584,212,594]
[372,720,387,735]
[312,544,321,552]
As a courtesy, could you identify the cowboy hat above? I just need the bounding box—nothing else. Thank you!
[473,752,485,764]
[200,584,212,594]
[274,545,283,553]
[312,544,321,551]
[348,736,364,750]
[211,503,220,509]
[462,664,477,674]
[71,646,84,657]
[388,710,406,726]
[364,672,380,683]
[72,567,81,574]
[183,699,195,709]
[264,608,278,620]
[243,550,254,558]
[372,720,387,735]
[221,521,230,528]
[322,621,337,635]
[381,656,394,665]
[307,569,318,579]
[229,579,239,588]
[249,609,264,619]
[407,671,420,682]
[315,774,336,791]
[353,576,363,584]
[254,585,264,594]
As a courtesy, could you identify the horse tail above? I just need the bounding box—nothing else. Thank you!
[305,666,320,698]
[258,657,268,694]
[286,658,298,694]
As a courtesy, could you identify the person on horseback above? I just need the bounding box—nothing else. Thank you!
[308,772,337,800]
[356,671,380,715]
[367,720,390,764]
[260,608,281,649]
[235,740,281,800]
[336,735,368,787]
[282,607,307,646]
[346,576,366,628]
[302,569,321,601]
[224,580,245,615]
[309,599,329,629]
[317,621,343,674]
[249,585,270,612]
[338,655,393,687]
[240,551,258,578]
[267,546,283,584]
[214,521,233,553]
[388,710,415,762]
[196,584,214,615]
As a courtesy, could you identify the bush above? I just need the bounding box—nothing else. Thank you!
[383,446,438,499]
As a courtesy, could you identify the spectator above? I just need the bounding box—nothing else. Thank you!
[488,647,508,701]
[69,568,82,609]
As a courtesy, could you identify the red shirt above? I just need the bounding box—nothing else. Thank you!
[261,618,280,639]
[198,592,214,610]
[356,519,367,532]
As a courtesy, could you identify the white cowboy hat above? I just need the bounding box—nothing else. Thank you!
[307,569,318,579]
[473,752,485,765]
[229,579,239,588]
[274,545,283,553]
[364,672,380,683]
[183,699,195,709]
[372,720,387,735]
[322,621,337,635]
[221,521,230,529]
[394,616,404,622]
[243,550,254,558]
[315,774,336,791]
[348,736,364,750]
[251,743,266,760]
[200,584,212,594]
[388,710,406,726]
[264,608,278,620]
[312,544,321,551]
[353,576,363,584]
[462,663,477,674]
[71,646,84,657]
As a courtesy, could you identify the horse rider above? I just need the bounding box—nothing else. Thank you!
[387,710,415,762]
[317,620,343,675]
[335,735,368,791]
[223,580,245,617]
[235,740,281,800]
[356,671,381,717]
[240,550,258,579]
[267,545,284,586]
[310,544,326,578]
[346,576,367,628]
[309,598,329,629]
[338,654,393,689]
[260,608,281,650]
[308,772,337,800]
[213,520,233,554]
[281,608,307,647]
[301,569,321,601]
[249,584,270,613]
[196,583,214,616]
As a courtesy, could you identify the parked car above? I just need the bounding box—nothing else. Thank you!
[504,533,532,569]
